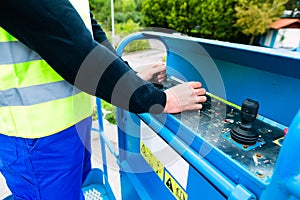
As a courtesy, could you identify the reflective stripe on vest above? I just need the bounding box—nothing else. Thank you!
[0,0,94,138]
[0,92,93,138]
[0,41,42,64]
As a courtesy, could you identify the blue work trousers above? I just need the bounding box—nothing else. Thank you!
[0,117,92,200]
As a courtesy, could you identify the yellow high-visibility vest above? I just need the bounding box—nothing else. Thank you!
[0,0,94,138]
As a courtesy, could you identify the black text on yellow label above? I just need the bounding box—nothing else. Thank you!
[140,141,164,180]
[164,171,188,200]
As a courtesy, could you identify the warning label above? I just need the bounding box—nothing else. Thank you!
[140,122,189,200]
[140,140,164,180]
[165,171,188,200]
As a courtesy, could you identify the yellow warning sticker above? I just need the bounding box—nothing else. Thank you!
[140,141,164,180]
[164,170,188,200]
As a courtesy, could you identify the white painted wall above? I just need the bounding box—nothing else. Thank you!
[274,28,300,50]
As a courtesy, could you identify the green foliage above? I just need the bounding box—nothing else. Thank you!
[191,0,239,41]
[92,106,98,121]
[89,0,111,29]
[141,0,171,27]
[101,100,117,125]
[125,12,143,23]
[114,11,142,24]
[115,12,127,23]
[235,0,288,44]
[285,0,300,9]
[115,19,150,52]
[141,0,291,43]
[89,0,148,51]
[90,0,289,45]
[115,19,142,36]
[124,40,150,52]
[142,0,240,41]
[115,0,136,12]
[165,0,193,34]
[89,0,144,29]
[134,0,145,11]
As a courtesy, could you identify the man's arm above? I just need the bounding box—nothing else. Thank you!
[0,0,166,114]
[90,12,119,55]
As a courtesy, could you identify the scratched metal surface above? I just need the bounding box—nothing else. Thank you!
[161,76,284,181]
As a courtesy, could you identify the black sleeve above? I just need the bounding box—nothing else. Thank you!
[90,12,108,44]
[90,12,129,65]
[0,0,166,114]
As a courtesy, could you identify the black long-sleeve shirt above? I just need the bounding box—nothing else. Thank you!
[0,0,166,114]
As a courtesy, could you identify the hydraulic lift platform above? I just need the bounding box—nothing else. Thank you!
[115,31,300,200]
[4,31,300,200]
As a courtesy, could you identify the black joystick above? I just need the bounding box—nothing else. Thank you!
[230,99,259,145]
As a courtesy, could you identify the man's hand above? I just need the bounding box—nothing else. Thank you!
[163,82,206,113]
[135,63,166,83]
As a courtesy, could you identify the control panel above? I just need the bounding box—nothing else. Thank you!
[158,76,285,181]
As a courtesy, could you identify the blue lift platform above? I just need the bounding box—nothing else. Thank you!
[4,31,299,200]
[114,31,300,200]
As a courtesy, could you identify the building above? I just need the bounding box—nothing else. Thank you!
[260,18,300,51]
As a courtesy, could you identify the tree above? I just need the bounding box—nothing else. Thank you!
[141,0,171,28]
[115,0,141,23]
[165,0,193,34]
[134,0,145,11]
[89,0,144,29]
[193,0,239,41]
[89,0,111,29]
[235,0,288,44]
[285,0,300,10]
[142,0,240,42]
[115,0,136,13]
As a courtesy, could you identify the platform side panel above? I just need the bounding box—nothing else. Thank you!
[164,38,300,126]
[117,109,176,200]
[140,119,226,200]
[186,165,225,200]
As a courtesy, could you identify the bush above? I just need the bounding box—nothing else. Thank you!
[115,12,127,23]
[115,19,141,36]
[124,40,150,52]
[115,19,151,52]
[101,100,117,125]
[125,12,142,23]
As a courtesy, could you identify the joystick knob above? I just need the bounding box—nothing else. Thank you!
[230,99,259,145]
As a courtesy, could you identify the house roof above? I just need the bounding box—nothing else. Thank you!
[270,18,300,29]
